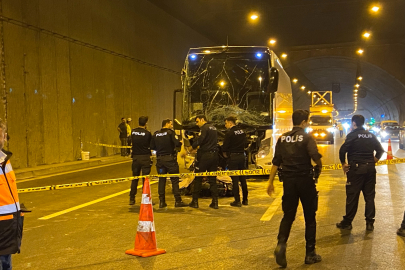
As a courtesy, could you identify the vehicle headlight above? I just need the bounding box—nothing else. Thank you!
[373,127,380,132]
[314,133,319,137]
[320,133,326,137]
[327,127,334,132]
[306,127,313,133]
[381,131,388,137]
[257,137,271,159]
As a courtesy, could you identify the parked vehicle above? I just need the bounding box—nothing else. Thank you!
[399,121,405,149]
[379,120,400,142]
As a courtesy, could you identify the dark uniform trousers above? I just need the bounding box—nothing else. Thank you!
[120,138,128,156]
[156,155,181,201]
[227,153,248,202]
[130,154,151,199]
[343,163,376,224]
[401,212,405,229]
[278,175,318,253]
[193,152,219,199]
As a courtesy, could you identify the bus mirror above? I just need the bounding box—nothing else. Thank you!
[269,67,279,92]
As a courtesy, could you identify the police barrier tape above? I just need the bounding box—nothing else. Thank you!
[86,141,131,148]
[17,157,405,194]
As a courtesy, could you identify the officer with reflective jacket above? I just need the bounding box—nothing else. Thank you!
[337,114,384,232]
[150,119,188,208]
[188,115,219,209]
[129,116,152,205]
[267,110,323,267]
[0,120,24,270]
[222,116,248,207]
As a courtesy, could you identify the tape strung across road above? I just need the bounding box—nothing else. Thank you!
[86,141,131,148]
[18,158,405,194]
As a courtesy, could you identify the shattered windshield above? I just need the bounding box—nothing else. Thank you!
[182,53,272,127]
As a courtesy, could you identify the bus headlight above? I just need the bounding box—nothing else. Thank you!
[314,133,319,137]
[321,133,326,137]
[381,131,388,137]
[306,127,313,133]
[327,127,334,132]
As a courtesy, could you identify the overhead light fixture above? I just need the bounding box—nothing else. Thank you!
[292,78,298,83]
[363,32,371,39]
[281,53,287,58]
[357,49,364,55]
[307,91,312,94]
[269,39,276,45]
[354,89,358,92]
[250,14,259,20]
[357,76,363,81]
[355,84,360,88]
[220,81,226,87]
[204,50,211,53]
[301,86,306,90]
[371,6,380,12]
[258,77,262,81]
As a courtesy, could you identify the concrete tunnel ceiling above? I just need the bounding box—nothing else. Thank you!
[288,56,405,122]
[150,0,405,122]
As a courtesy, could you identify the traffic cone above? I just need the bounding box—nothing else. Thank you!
[125,177,166,257]
[387,139,393,160]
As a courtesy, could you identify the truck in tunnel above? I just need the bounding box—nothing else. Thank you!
[173,46,293,170]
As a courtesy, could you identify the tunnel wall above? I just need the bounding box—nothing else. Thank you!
[0,0,212,169]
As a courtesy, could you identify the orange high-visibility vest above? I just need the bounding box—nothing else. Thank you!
[0,151,24,256]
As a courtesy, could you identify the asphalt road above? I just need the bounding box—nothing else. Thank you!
[12,135,405,269]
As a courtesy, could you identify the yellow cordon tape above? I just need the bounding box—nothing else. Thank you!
[17,158,405,194]
[86,141,131,149]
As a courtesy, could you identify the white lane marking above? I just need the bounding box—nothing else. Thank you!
[38,181,156,220]
[260,191,283,222]
[17,160,132,183]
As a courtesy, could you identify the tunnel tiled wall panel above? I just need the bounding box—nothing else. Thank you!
[1,0,212,168]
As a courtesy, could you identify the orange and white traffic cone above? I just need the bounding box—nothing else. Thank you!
[387,139,393,160]
[125,177,166,257]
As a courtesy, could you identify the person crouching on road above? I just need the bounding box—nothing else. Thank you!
[187,115,219,209]
[336,114,384,232]
[0,119,24,270]
[129,116,152,206]
[267,110,322,267]
[222,116,248,207]
[150,119,187,208]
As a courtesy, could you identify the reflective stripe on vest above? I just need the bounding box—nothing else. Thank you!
[0,202,20,214]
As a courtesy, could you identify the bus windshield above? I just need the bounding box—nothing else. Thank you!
[310,115,332,126]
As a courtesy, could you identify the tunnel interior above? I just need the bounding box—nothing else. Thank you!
[288,56,405,124]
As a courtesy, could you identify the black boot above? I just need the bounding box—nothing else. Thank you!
[129,197,135,205]
[159,199,167,208]
[230,201,242,207]
[274,243,287,268]
[305,251,322,264]
[397,227,405,237]
[242,198,248,206]
[209,198,219,209]
[175,198,188,207]
[366,222,374,232]
[189,199,199,208]
[336,220,352,230]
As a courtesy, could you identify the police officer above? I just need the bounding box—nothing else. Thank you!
[267,110,322,267]
[188,115,219,209]
[129,116,152,205]
[151,119,188,208]
[222,116,248,207]
[398,212,405,237]
[337,114,384,231]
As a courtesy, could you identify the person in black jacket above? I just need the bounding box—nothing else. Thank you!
[188,115,219,209]
[267,110,323,267]
[337,114,384,232]
[222,116,248,207]
[129,116,152,205]
[117,117,128,156]
[151,119,187,208]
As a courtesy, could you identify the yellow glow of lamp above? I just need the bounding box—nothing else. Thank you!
[357,49,364,55]
[322,110,328,113]
[292,78,298,83]
[314,133,319,137]
[269,39,276,45]
[281,53,287,58]
[363,32,371,38]
[320,133,326,137]
[278,110,286,113]
[357,76,363,81]
[371,6,380,12]
[204,50,211,53]
[220,81,225,87]
[301,86,306,90]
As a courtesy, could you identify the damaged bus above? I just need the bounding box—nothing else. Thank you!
[173,46,293,170]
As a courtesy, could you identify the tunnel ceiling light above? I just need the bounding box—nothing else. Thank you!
[258,76,262,81]
[355,84,360,88]
[357,76,363,81]
[269,39,276,45]
[363,32,371,39]
[371,6,380,13]
[357,49,364,55]
[354,89,358,92]
[292,78,298,83]
[281,53,287,58]
[301,86,306,90]
[250,14,259,20]
[354,93,358,96]
[220,81,226,87]
[307,91,312,94]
